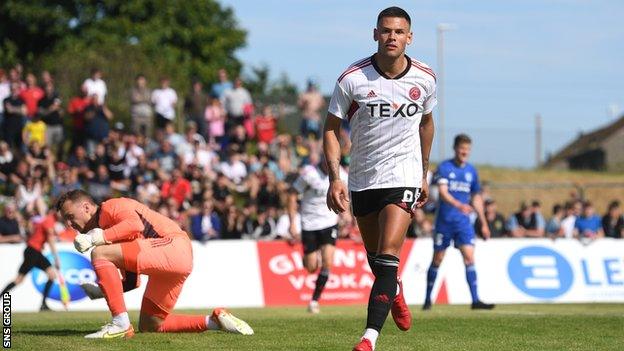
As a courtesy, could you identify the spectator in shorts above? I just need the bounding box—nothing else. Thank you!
[38,82,64,160]
[152,77,178,130]
[184,79,208,139]
[211,68,233,101]
[2,82,27,151]
[223,78,252,133]
[297,80,325,139]
[130,74,153,137]
[19,73,44,119]
[602,200,624,239]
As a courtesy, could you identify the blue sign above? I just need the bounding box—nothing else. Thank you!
[507,246,573,299]
[31,251,97,302]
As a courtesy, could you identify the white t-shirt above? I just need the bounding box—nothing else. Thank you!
[561,215,576,239]
[293,164,348,231]
[83,78,107,104]
[0,81,10,113]
[328,54,437,191]
[152,88,178,120]
[219,160,247,184]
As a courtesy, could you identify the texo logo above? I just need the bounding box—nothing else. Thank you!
[507,246,573,299]
[31,251,96,302]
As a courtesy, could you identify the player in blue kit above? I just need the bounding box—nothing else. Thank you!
[423,134,495,310]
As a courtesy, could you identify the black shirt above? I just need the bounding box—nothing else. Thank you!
[602,214,624,239]
[38,93,63,126]
[0,216,20,236]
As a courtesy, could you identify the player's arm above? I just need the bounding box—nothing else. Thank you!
[417,112,434,207]
[323,113,349,213]
[287,188,300,241]
[46,226,61,269]
[472,193,490,239]
[438,183,472,214]
[102,209,144,243]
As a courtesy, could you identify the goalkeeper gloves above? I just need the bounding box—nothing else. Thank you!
[74,228,107,253]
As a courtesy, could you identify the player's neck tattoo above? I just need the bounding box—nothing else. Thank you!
[327,159,341,181]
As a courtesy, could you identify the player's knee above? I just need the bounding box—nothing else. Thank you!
[14,275,24,285]
[46,269,57,280]
[304,260,318,273]
[464,258,475,266]
[91,245,106,261]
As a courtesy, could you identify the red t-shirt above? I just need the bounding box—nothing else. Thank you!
[255,115,277,144]
[27,214,55,252]
[161,178,192,207]
[19,87,45,118]
[68,96,92,130]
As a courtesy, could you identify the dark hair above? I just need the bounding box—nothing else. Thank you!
[453,134,472,148]
[552,204,562,214]
[531,200,541,208]
[377,7,411,27]
[55,189,95,212]
[608,200,620,211]
[135,73,145,80]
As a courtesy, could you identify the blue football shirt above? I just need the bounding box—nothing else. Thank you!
[434,159,481,224]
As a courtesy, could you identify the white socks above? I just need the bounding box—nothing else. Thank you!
[112,312,130,329]
[206,315,220,330]
[362,328,379,349]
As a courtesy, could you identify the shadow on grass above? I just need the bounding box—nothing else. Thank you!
[19,329,88,336]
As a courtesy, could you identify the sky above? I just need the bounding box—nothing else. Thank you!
[219,0,623,168]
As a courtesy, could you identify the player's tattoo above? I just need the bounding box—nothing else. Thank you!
[422,159,429,175]
[327,159,342,181]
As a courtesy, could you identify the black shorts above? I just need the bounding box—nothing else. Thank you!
[351,187,421,217]
[18,246,51,275]
[302,225,338,255]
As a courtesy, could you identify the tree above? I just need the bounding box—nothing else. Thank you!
[1,0,247,123]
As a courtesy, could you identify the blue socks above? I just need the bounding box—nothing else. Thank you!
[425,265,438,304]
[465,264,479,303]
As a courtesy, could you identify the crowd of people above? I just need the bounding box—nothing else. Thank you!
[0,63,622,246]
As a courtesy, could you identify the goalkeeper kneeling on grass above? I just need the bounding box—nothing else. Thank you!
[57,189,253,338]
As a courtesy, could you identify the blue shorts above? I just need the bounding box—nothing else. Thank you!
[433,221,475,251]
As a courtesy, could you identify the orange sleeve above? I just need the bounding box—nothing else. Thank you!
[100,200,145,243]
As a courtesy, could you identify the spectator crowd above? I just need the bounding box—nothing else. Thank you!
[0,63,622,246]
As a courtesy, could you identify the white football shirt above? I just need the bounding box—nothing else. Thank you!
[293,164,348,231]
[328,55,437,191]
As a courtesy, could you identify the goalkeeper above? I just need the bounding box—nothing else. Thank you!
[56,190,253,339]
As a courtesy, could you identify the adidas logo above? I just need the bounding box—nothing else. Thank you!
[367,90,377,98]
[373,294,390,304]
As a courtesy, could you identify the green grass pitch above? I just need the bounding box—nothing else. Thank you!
[9,304,624,350]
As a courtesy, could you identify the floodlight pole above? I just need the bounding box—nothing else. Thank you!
[436,23,455,161]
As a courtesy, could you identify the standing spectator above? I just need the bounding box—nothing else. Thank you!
[2,82,27,151]
[546,204,565,238]
[602,200,624,238]
[184,80,208,138]
[130,74,153,137]
[151,77,178,130]
[475,199,506,238]
[68,84,93,148]
[561,200,582,239]
[0,69,10,125]
[205,97,226,143]
[507,202,545,237]
[574,201,604,240]
[83,98,113,155]
[38,82,64,160]
[161,168,192,209]
[211,68,233,101]
[19,73,45,119]
[8,66,25,90]
[223,78,252,133]
[40,70,53,87]
[83,68,107,105]
[255,105,278,144]
[0,202,23,244]
[297,80,325,139]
